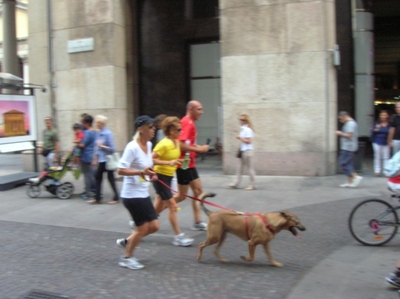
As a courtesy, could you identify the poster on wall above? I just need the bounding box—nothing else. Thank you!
[0,95,37,145]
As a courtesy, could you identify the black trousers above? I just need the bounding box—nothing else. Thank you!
[95,162,119,202]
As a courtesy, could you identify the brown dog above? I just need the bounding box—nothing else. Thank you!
[197,192,306,267]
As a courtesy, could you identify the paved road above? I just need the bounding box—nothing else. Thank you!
[1,154,400,299]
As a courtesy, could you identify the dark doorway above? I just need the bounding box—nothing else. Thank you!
[137,0,219,118]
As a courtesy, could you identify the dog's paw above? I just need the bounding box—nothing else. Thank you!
[240,255,253,262]
[272,262,284,268]
[218,258,230,263]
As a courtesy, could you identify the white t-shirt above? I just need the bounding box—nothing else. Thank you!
[118,140,153,198]
[239,124,254,151]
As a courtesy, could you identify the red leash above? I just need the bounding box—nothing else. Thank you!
[156,178,238,213]
[154,177,276,237]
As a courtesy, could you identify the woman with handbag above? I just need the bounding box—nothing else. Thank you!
[371,110,390,177]
[228,113,256,190]
[87,115,119,204]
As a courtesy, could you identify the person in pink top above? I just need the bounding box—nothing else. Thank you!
[173,100,210,231]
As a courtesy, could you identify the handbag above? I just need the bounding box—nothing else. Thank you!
[106,152,121,171]
[236,149,242,159]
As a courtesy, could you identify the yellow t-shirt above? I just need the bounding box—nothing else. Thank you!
[153,137,181,177]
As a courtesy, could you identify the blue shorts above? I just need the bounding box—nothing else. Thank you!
[72,146,81,157]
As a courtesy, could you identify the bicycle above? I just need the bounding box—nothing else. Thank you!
[348,191,400,246]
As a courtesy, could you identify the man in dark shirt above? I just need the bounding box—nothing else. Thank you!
[79,114,97,199]
[388,102,400,156]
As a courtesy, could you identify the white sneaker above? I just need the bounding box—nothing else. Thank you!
[172,233,194,247]
[191,221,207,231]
[351,176,363,187]
[340,183,351,188]
[118,257,144,270]
[116,238,127,249]
[29,178,40,184]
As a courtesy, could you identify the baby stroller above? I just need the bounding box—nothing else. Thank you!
[26,152,80,199]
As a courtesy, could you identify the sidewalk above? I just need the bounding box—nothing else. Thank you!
[1,153,400,299]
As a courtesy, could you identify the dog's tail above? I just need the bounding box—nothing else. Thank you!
[198,192,216,217]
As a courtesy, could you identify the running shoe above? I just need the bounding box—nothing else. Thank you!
[172,233,194,247]
[116,238,127,249]
[386,273,400,288]
[118,257,144,270]
[192,221,207,231]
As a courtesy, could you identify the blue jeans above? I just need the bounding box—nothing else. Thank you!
[339,150,355,177]
[81,161,96,197]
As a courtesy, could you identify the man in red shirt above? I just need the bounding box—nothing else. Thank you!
[174,100,210,230]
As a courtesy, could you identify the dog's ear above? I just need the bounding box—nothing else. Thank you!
[280,211,289,219]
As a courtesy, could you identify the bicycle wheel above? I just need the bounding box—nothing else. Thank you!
[349,199,398,246]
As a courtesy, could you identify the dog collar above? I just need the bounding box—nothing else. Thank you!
[243,213,275,240]
[255,213,275,235]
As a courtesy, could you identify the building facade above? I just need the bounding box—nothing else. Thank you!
[27,0,400,176]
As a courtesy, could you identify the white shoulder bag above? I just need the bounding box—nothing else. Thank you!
[106,152,121,171]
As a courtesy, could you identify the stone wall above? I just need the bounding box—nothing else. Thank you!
[220,0,338,176]
[29,0,129,152]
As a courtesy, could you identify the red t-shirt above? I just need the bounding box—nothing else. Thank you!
[75,131,84,142]
[178,116,197,169]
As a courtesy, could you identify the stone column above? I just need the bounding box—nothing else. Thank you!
[2,0,21,77]
[353,2,374,137]
[220,0,338,176]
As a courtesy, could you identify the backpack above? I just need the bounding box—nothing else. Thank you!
[383,151,400,178]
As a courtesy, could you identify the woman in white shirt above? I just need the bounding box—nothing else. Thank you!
[115,115,159,270]
[229,114,256,190]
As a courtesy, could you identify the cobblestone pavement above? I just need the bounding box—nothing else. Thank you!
[1,198,365,299]
[2,153,400,299]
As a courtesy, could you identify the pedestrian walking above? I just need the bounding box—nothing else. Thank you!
[88,115,119,204]
[116,115,159,270]
[152,116,194,246]
[173,100,209,231]
[41,117,60,168]
[371,110,390,177]
[228,113,256,190]
[335,111,363,188]
[78,114,97,199]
